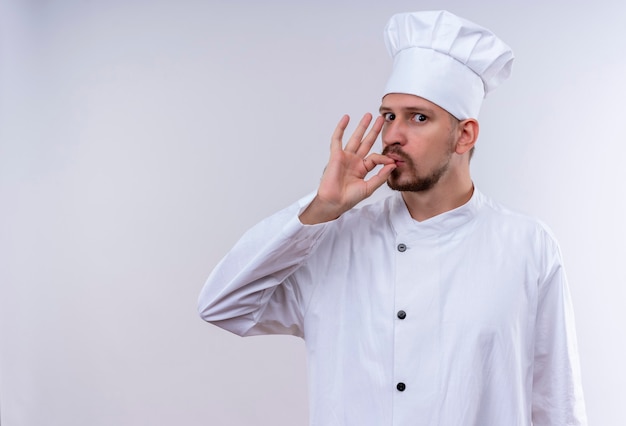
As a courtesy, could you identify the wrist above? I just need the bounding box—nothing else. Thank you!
[298,196,344,225]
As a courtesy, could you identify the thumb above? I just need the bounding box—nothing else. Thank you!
[364,163,396,197]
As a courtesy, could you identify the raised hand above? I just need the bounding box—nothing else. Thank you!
[299,113,396,225]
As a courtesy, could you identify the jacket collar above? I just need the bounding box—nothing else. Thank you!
[389,187,484,239]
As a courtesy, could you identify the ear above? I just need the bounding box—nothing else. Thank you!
[454,118,479,155]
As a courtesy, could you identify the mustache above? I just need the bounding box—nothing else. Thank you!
[382,145,410,161]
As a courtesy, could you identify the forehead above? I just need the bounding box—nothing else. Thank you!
[379,93,447,115]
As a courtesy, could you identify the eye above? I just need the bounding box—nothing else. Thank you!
[413,113,427,123]
[383,112,396,122]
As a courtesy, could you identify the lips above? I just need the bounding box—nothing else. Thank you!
[382,147,409,166]
[387,154,405,165]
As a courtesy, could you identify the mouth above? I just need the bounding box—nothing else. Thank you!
[391,157,405,166]
[383,149,408,166]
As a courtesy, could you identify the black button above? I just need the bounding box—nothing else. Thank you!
[397,310,406,320]
[396,382,406,392]
[397,243,407,252]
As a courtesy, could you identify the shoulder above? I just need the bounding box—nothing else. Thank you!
[475,190,561,253]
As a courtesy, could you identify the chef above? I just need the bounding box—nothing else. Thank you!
[199,10,587,425]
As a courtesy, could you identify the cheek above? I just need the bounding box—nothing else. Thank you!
[410,139,447,163]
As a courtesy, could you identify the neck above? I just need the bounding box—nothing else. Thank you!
[400,172,474,222]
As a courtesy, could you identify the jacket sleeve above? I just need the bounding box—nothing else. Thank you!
[531,232,588,425]
[197,193,330,338]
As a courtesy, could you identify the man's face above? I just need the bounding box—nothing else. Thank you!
[380,93,458,192]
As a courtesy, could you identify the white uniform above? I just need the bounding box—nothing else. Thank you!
[198,189,587,425]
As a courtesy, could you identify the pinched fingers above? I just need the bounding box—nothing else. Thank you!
[364,163,396,195]
[362,152,396,173]
[362,156,396,196]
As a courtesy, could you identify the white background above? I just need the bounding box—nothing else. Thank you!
[1,0,625,425]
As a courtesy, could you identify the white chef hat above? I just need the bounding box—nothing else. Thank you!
[383,10,514,119]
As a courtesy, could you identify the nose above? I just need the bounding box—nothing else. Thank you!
[381,118,407,148]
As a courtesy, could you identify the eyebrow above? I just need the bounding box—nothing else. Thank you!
[379,105,436,116]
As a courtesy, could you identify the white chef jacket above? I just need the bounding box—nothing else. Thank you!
[198,188,587,425]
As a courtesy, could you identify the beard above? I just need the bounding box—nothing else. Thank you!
[382,145,452,192]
